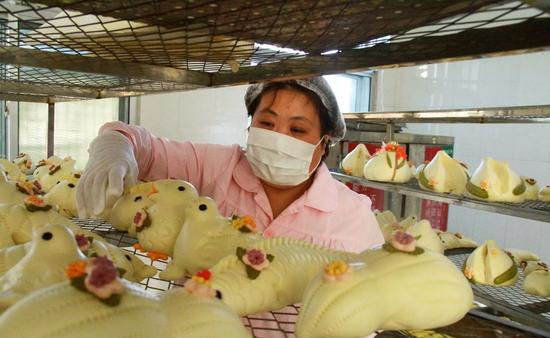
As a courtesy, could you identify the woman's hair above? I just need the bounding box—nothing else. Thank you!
[247,82,332,161]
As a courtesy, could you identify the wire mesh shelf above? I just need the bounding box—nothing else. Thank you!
[332,172,550,223]
[72,218,300,337]
[1,0,550,102]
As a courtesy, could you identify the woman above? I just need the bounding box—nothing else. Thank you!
[76,77,383,253]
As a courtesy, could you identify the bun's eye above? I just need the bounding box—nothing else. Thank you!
[199,204,207,211]
[42,232,53,240]
[178,186,185,191]
[68,183,75,188]
[134,196,142,202]
[125,254,132,261]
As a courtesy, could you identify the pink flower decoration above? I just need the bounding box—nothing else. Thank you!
[84,256,123,299]
[184,279,216,299]
[390,231,416,252]
[75,234,89,252]
[242,249,270,271]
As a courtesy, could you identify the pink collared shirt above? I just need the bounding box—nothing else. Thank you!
[101,122,383,253]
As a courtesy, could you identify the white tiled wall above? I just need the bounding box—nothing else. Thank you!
[137,85,249,146]
[375,51,550,262]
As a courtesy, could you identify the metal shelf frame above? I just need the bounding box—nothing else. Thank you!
[331,172,550,223]
[343,105,550,123]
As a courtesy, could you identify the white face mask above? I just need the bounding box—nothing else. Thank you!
[245,127,325,186]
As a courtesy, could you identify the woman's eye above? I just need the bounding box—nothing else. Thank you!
[260,121,274,127]
[291,128,305,134]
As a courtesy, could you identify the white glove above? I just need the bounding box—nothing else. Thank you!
[76,130,138,219]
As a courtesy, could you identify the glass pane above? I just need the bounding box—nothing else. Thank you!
[324,74,357,113]
[55,98,119,169]
[19,102,48,161]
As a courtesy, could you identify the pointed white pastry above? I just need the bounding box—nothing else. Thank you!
[523,268,550,297]
[0,224,87,311]
[414,162,426,179]
[363,142,413,183]
[375,211,417,242]
[341,144,370,177]
[437,231,477,250]
[296,236,473,338]
[374,209,397,228]
[466,157,526,203]
[417,151,469,195]
[539,186,550,202]
[209,238,359,316]
[407,219,444,254]
[463,240,518,286]
[521,177,540,200]
[161,196,262,280]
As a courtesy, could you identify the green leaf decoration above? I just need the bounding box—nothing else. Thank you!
[382,243,424,255]
[512,180,526,196]
[87,237,94,244]
[494,261,518,285]
[385,153,392,168]
[100,293,122,307]
[70,275,88,293]
[89,253,98,258]
[245,266,261,280]
[418,169,432,190]
[466,181,489,199]
[117,268,127,277]
[238,227,251,233]
[414,235,422,240]
[236,247,246,261]
[396,159,406,169]
[266,254,274,262]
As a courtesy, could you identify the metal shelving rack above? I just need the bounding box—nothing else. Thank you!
[332,173,550,223]
[332,106,550,335]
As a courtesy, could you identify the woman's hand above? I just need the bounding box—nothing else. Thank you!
[76,130,138,219]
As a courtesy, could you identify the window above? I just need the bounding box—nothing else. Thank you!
[18,98,122,169]
[0,101,6,159]
[324,73,372,113]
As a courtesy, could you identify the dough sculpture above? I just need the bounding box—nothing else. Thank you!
[523,268,550,297]
[161,196,262,280]
[12,153,34,175]
[295,232,473,338]
[466,157,526,203]
[109,191,155,235]
[376,211,417,242]
[363,142,414,183]
[463,240,518,286]
[209,237,359,316]
[0,261,251,338]
[521,177,540,200]
[521,261,547,277]
[0,159,26,182]
[341,143,370,177]
[32,155,64,181]
[505,248,540,266]
[0,198,77,246]
[0,224,86,311]
[539,186,550,202]
[417,151,469,195]
[44,174,81,217]
[437,231,477,250]
[37,157,76,193]
[0,170,28,206]
[407,220,444,254]
[130,180,199,260]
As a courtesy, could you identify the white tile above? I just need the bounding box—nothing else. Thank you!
[504,218,542,254]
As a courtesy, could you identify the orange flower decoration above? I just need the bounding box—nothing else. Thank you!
[65,260,87,279]
[26,195,46,206]
[480,180,489,191]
